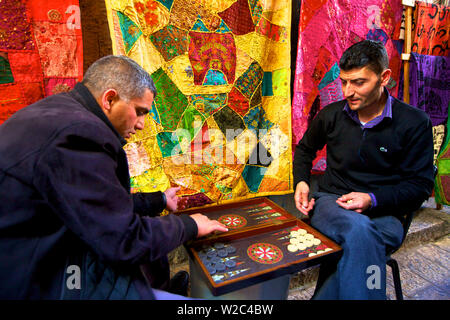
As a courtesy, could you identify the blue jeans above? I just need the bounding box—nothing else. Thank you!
[310,192,404,300]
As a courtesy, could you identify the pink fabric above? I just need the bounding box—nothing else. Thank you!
[292,0,403,171]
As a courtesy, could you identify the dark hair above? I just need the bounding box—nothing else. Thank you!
[339,40,389,75]
[82,55,157,102]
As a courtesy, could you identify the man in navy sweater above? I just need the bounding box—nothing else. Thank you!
[0,55,227,299]
[293,40,434,299]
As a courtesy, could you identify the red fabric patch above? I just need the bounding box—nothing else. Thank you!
[188,32,236,85]
[190,122,210,152]
[256,17,285,41]
[228,87,249,117]
[440,175,450,203]
[8,52,43,82]
[33,21,80,77]
[28,0,78,22]
[44,78,77,96]
[218,0,255,35]
[20,82,44,105]
[0,84,27,124]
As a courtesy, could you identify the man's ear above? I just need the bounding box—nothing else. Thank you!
[99,89,118,112]
[380,69,392,87]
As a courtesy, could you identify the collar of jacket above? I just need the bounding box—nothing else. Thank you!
[69,83,127,146]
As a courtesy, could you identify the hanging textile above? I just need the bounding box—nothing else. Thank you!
[435,101,450,205]
[401,53,450,127]
[105,0,293,209]
[0,0,83,124]
[292,0,404,172]
[411,1,449,56]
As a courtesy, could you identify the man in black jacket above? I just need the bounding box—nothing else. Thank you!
[0,55,227,299]
[293,40,434,299]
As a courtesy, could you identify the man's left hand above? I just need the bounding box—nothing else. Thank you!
[336,192,372,213]
[164,187,181,212]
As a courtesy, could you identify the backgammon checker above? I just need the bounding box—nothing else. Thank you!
[178,197,341,299]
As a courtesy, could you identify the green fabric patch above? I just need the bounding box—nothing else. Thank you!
[243,105,274,138]
[213,106,246,141]
[318,63,340,90]
[157,131,182,158]
[242,165,267,193]
[272,68,289,97]
[156,0,174,11]
[189,93,227,117]
[116,11,142,54]
[152,68,188,131]
[177,105,206,147]
[0,55,14,84]
[262,72,273,96]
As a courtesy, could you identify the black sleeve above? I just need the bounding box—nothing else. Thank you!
[132,192,166,216]
[293,110,328,186]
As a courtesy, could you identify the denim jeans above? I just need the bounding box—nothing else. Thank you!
[310,192,404,300]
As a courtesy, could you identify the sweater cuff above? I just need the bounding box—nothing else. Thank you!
[161,192,167,210]
[368,193,377,209]
[179,214,198,242]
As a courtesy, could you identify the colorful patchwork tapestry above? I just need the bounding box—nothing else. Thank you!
[411,1,449,56]
[0,0,83,124]
[105,0,293,209]
[292,0,404,172]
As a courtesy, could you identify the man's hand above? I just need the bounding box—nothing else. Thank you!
[294,181,315,215]
[190,213,229,238]
[164,187,181,212]
[336,192,372,213]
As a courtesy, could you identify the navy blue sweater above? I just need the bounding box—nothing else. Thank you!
[293,97,435,219]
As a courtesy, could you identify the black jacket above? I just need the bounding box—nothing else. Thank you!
[293,97,435,219]
[0,83,197,299]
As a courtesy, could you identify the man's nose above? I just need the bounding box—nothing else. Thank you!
[135,117,145,130]
[343,84,354,97]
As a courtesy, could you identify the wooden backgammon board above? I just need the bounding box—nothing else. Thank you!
[178,197,342,297]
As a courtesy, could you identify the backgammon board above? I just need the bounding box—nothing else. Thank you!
[179,197,342,296]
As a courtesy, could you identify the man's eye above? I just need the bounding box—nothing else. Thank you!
[136,110,148,116]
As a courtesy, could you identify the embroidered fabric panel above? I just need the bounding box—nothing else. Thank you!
[105,0,293,209]
[411,1,449,56]
[0,0,83,124]
[292,0,404,172]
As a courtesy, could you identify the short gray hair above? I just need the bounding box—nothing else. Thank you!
[82,55,157,102]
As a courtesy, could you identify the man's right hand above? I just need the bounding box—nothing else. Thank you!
[294,181,315,215]
[190,213,228,238]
